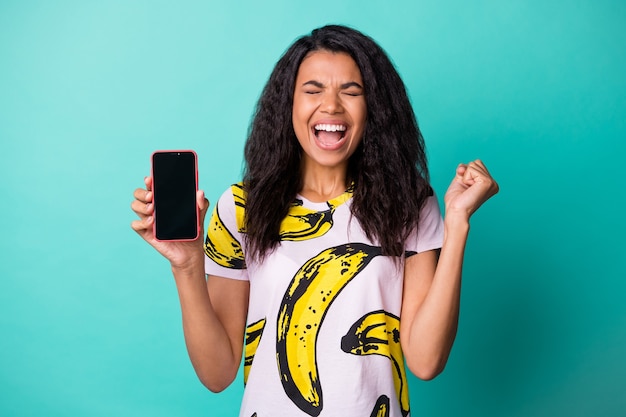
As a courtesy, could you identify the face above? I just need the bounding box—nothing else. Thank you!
[292,50,367,174]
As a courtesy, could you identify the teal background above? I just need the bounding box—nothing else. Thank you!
[1,1,624,416]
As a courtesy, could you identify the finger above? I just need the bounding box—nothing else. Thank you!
[463,160,482,174]
[145,176,153,192]
[461,164,478,186]
[131,199,154,216]
[197,189,207,208]
[471,159,486,171]
[133,187,153,203]
[456,163,468,177]
[471,159,495,178]
[198,190,211,224]
[473,161,498,194]
[130,215,153,233]
[466,159,493,178]
[465,161,500,195]
[467,159,496,182]
[197,190,209,210]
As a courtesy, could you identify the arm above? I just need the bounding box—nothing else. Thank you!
[400,160,499,380]
[174,267,249,392]
[131,176,248,392]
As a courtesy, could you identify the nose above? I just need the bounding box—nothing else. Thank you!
[320,92,343,114]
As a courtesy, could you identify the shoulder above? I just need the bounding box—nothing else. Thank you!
[405,192,444,253]
[214,182,246,233]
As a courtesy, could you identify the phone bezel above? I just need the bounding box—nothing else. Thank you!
[150,150,199,242]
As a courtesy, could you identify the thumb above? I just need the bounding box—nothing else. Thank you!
[461,164,480,187]
[456,163,467,177]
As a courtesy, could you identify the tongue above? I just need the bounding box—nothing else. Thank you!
[317,130,343,145]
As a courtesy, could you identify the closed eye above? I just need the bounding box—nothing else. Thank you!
[341,82,363,97]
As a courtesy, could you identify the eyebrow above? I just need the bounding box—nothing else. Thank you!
[302,80,364,90]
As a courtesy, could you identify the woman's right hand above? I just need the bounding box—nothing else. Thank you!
[132,178,248,391]
[130,176,210,270]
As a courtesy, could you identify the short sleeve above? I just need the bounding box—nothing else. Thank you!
[204,186,249,281]
[405,194,444,254]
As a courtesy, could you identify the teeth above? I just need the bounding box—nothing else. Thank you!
[314,124,347,132]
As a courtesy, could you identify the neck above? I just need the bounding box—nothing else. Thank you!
[299,160,349,203]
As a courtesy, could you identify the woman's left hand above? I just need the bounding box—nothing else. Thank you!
[443,159,499,221]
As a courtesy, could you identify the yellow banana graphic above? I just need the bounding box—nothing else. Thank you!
[206,182,353,267]
[244,318,266,385]
[279,200,334,241]
[327,184,353,209]
[231,182,352,241]
[231,183,246,233]
[276,243,383,416]
[204,204,246,269]
[341,310,410,417]
[370,395,390,417]
[279,187,352,241]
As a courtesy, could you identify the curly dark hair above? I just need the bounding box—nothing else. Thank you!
[243,24,431,260]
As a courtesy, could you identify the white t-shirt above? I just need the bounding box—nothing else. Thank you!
[204,184,444,417]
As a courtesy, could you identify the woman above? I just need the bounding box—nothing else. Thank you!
[131,25,498,417]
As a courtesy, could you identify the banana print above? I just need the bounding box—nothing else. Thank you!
[244,318,266,385]
[231,183,246,233]
[276,243,383,416]
[204,204,246,269]
[279,200,334,241]
[370,395,390,417]
[230,182,352,241]
[341,310,410,417]
[205,183,352,270]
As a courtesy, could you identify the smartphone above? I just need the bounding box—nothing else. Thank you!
[151,150,199,241]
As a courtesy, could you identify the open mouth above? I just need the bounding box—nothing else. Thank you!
[313,123,348,147]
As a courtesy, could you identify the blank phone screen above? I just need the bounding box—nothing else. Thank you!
[152,151,198,240]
